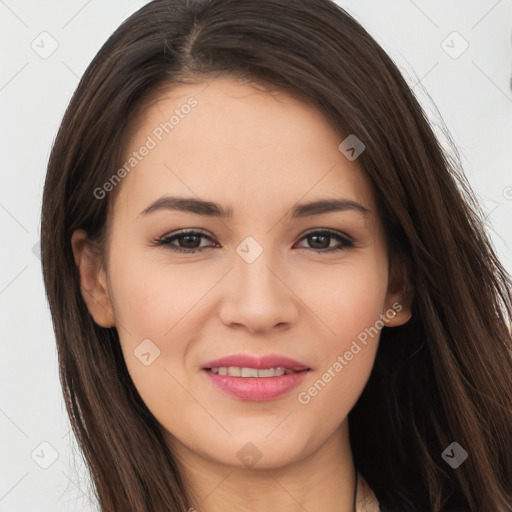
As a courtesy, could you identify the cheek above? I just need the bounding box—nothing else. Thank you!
[307,256,389,344]
[105,243,196,379]
[294,257,388,421]
[107,253,200,433]
[109,262,172,339]
[107,231,210,334]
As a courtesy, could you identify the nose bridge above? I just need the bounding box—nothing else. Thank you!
[235,233,284,301]
[219,233,298,333]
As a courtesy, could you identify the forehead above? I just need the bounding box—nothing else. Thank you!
[111,76,376,224]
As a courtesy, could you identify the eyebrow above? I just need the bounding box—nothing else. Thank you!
[138,195,370,219]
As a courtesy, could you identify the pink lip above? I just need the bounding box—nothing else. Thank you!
[202,354,310,372]
[203,370,309,401]
[201,353,311,401]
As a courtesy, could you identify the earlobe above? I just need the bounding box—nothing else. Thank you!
[382,301,412,327]
[71,229,116,328]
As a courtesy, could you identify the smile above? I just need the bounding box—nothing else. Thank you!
[209,366,297,377]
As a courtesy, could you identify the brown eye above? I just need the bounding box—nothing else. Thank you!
[154,230,216,253]
[296,230,354,253]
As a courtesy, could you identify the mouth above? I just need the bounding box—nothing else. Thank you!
[202,353,311,372]
[201,354,311,401]
[207,366,300,377]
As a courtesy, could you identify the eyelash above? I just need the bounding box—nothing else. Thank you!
[153,229,355,254]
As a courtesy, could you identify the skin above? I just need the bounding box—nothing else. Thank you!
[72,76,411,512]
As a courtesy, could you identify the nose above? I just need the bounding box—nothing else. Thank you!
[218,246,299,335]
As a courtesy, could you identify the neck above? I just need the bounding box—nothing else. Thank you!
[168,420,366,512]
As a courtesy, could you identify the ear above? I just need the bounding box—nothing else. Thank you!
[382,257,412,327]
[71,229,116,328]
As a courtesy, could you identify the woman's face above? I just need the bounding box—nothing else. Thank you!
[75,76,406,470]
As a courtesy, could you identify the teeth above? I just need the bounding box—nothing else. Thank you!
[210,367,291,377]
[241,367,259,377]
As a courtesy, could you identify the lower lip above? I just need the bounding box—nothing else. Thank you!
[202,369,310,401]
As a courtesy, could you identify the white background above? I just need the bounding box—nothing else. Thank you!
[1,1,511,510]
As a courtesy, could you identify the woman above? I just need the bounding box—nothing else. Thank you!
[40,0,512,511]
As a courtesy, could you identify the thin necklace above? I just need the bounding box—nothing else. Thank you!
[352,469,359,512]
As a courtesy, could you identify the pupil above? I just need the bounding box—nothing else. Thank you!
[310,234,329,249]
[182,235,199,248]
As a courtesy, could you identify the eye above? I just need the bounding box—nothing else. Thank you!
[295,229,355,253]
[153,229,217,253]
[153,229,355,254]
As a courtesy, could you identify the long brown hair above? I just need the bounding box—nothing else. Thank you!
[40,0,512,510]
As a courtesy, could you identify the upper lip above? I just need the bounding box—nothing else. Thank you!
[202,353,310,372]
